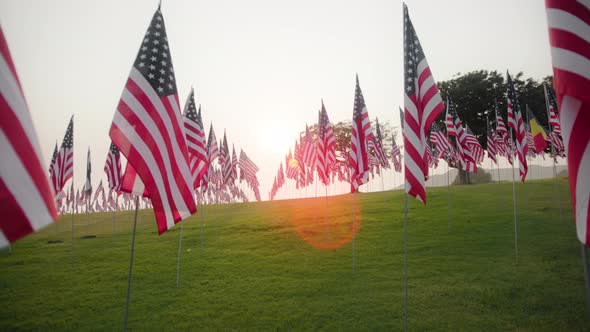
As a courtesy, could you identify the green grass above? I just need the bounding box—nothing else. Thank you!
[1,179,588,331]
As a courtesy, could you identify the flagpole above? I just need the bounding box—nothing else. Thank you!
[510,130,518,265]
[403,190,408,332]
[325,184,330,241]
[581,244,590,319]
[176,222,184,288]
[123,196,140,330]
[71,181,75,269]
[352,192,356,272]
[200,191,205,255]
[447,161,451,233]
[445,98,452,234]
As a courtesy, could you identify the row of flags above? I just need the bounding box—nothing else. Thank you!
[269,81,402,201]
[1,2,588,248]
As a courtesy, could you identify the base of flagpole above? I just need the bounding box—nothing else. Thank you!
[123,196,140,331]
[581,244,590,320]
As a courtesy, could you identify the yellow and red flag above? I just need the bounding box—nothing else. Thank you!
[526,106,548,153]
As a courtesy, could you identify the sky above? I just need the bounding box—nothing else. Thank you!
[0,0,553,198]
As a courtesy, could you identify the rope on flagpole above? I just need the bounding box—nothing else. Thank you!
[123,196,140,331]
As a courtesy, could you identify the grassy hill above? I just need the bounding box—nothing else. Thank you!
[0,179,588,330]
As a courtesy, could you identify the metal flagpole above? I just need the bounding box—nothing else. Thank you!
[447,161,451,234]
[325,185,330,240]
[70,181,75,269]
[112,208,116,238]
[176,222,184,288]
[403,190,409,332]
[445,99,452,233]
[123,196,140,330]
[510,130,518,265]
[200,192,204,255]
[581,244,590,319]
[352,192,356,272]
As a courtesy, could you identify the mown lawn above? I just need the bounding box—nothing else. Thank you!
[0,179,587,331]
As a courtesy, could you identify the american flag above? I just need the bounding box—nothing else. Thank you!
[93,180,104,205]
[83,147,92,197]
[0,26,58,246]
[207,123,219,165]
[494,100,510,161]
[545,0,590,245]
[465,125,484,164]
[285,149,298,180]
[108,8,196,233]
[294,139,305,180]
[218,138,224,166]
[231,145,238,181]
[221,131,233,186]
[104,141,122,191]
[277,162,285,187]
[49,142,59,194]
[543,81,561,134]
[549,132,565,158]
[302,124,316,168]
[402,5,445,202]
[316,101,336,185]
[506,71,528,181]
[238,149,259,186]
[429,122,452,159]
[445,101,457,137]
[447,97,477,172]
[183,88,208,188]
[57,116,74,193]
[486,119,498,164]
[525,125,537,158]
[372,117,389,168]
[495,100,508,138]
[426,142,437,169]
[350,75,374,192]
[391,135,402,173]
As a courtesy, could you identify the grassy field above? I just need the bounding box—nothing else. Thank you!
[1,179,588,330]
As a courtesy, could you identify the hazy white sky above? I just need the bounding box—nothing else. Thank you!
[0,0,552,197]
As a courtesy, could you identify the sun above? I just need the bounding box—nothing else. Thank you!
[258,124,297,156]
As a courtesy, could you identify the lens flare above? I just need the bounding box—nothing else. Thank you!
[289,194,361,250]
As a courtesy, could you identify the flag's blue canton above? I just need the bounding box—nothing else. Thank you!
[184,90,199,121]
[61,119,73,149]
[133,9,176,97]
[109,141,120,156]
[353,77,366,119]
[403,4,424,96]
[506,73,521,113]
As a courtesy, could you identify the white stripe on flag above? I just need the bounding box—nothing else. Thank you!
[0,54,44,161]
[120,88,189,218]
[113,112,174,226]
[0,130,53,231]
[550,47,590,81]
